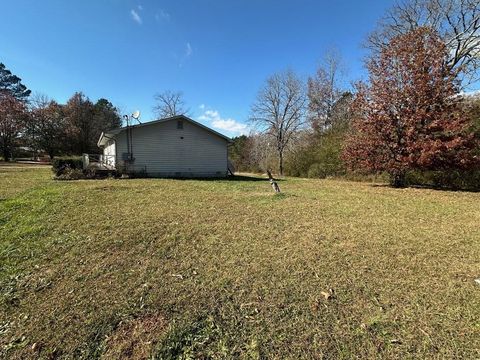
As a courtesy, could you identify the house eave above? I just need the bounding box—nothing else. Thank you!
[97,130,120,148]
[99,115,233,146]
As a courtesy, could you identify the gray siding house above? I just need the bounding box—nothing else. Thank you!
[97,115,232,177]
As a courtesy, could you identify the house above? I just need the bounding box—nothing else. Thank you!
[97,115,232,177]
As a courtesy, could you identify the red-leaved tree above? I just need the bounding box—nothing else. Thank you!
[343,27,478,187]
[0,92,27,161]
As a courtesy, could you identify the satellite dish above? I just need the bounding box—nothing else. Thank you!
[132,110,141,119]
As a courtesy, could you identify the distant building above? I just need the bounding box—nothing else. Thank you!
[97,115,231,177]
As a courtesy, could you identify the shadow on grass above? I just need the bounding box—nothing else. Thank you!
[53,174,282,182]
[369,183,480,193]
[126,174,286,182]
[224,175,272,182]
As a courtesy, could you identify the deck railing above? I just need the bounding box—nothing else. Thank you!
[82,154,116,170]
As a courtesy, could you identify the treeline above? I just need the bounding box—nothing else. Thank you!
[230,0,480,189]
[231,89,480,190]
[0,63,121,160]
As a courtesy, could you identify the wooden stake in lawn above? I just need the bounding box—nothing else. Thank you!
[267,169,281,193]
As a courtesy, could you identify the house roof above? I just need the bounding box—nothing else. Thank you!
[97,115,232,147]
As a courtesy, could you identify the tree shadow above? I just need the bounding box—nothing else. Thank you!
[121,173,282,182]
[170,174,285,182]
[369,183,480,193]
[223,175,273,182]
[59,172,286,182]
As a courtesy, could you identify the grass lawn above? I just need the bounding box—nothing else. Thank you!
[1,164,479,359]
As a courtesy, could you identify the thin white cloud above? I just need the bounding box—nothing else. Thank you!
[155,9,171,21]
[137,5,143,10]
[179,42,193,67]
[185,42,193,57]
[131,9,142,24]
[199,109,249,135]
[199,104,205,110]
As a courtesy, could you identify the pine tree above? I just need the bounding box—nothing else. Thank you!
[0,63,31,101]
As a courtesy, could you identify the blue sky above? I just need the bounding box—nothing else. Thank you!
[0,0,395,136]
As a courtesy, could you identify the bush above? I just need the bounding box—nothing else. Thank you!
[307,163,327,179]
[284,148,315,177]
[54,167,85,180]
[284,124,348,178]
[406,170,480,191]
[51,157,83,176]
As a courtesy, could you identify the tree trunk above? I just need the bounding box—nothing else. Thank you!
[278,151,284,176]
[391,171,406,188]
[2,147,12,161]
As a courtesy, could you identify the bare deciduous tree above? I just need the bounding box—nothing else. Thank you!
[247,133,276,172]
[25,93,52,158]
[153,90,189,119]
[368,0,480,86]
[250,70,307,175]
[307,49,347,132]
[28,93,68,159]
[30,93,50,110]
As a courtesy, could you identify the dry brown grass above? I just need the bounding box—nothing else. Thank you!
[102,313,167,359]
[0,164,479,359]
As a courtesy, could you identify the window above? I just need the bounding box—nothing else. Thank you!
[177,120,183,129]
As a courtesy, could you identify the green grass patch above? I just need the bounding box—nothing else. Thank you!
[0,165,479,358]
